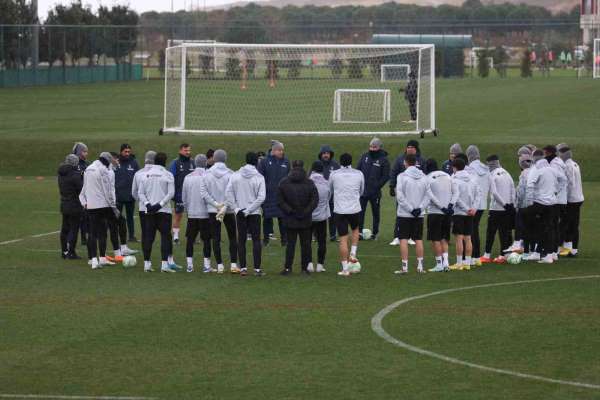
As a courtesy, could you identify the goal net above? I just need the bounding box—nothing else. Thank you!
[381,64,411,82]
[595,39,600,79]
[163,43,435,136]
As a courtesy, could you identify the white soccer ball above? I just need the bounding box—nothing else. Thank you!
[122,255,137,268]
[349,261,362,274]
[362,228,372,240]
[506,252,522,265]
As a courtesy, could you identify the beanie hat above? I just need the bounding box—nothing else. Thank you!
[292,160,304,169]
[311,160,324,173]
[271,140,284,151]
[340,153,352,167]
[246,152,258,166]
[72,142,88,158]
[194,154,208,168]
[144,151,156,165]
[517,146,531,157]
[519,154,533,169]
[406,140,419,150]
[65,154,79,167]
[558,146,572,161]
[370,137,383,149]
[213,149,227,163]
[99,152,113,167]
[449,143,463,156]
[485,154,500,171]
[466,145,480,162]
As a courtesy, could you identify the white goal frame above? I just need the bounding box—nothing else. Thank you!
[162,43,435,136]
[380,64,411,82]
[333,89,391,124]
[594,39,600,79]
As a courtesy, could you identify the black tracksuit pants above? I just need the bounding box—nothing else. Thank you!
[311,220,327,265]
[285,227,312,271]
[472,210,484,258]
[209,213,237,265]
[565,202,583,249]
[117,201,136,240]
[530,203,554,257]
[263,217,287,243]
[236,213,261,270]
[87,208,110,259]
[186,218,211,259]
[143,212,172,262]
[107,212,127,251]
[60,212,81,254]
[359,195,381,236]
[485,210,513,254]
[328,198,336,239]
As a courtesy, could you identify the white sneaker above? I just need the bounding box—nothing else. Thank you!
[526,252,540,261]
[394,268,408,275]
[428,265,446,272]
[316,264,326,273]
[99,257,115,266]
[307,262,315,273]
[417,267,426,274]
[552,253,558,261]
[122,247,138,256]
[337,270,351,276]
[537,255,554,264]
[144,266,154,272]
[408,239,416,246]
[91,259,101,270]
[187,265,194,273]
[161,266,176,273]
[202,266,213,273]
[217,264,225,274]
[389,238,400,246]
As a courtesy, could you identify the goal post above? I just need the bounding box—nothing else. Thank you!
[380,64,411,82]
[162,43,435,136]
[594,39,600,79]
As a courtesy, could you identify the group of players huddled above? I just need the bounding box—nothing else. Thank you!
[57,138,583,276]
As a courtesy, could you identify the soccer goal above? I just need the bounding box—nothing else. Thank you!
[380,64,411,82]
[162,43,435,136]
[594,39,600,79]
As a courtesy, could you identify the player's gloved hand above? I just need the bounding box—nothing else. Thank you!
[146,203,161,214]
[441,207,448,215]
[446,203,454,215]
[112,207,121,219]
[411,208,421,218]
[236,208,246,216]
[504,203,515,212]
[389,186,396,197]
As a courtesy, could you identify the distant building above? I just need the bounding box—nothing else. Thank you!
[581,0,600,44]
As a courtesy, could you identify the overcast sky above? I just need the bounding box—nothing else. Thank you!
[37,0,259,19]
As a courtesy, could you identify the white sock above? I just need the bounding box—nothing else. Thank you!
[204,258,211,268]
[92,257,99,265]
[442,252,449,266]
[161,261,168,268]
[120,244,128,253]
[144,260,151,269]
[231,262,238,269]
[565,242,573,249]
[465,256,472,265]
[402,259,408,270]
[350,245,357,258]
[187,257,193,268]
[341,261,348,271]
[417,257,423,268]
[113,249,122,256]
[435,256,443,266]
[483,252,491,259]
[173,228,179,239]
[456,255,463,265]
[168,255,174,264]
[218,263,224,270]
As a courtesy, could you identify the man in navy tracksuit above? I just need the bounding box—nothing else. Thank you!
[357,138,390,241]
[258,141,290,246]
[317,145,340,241]
[169,143,195,244]
[114,144,139,242]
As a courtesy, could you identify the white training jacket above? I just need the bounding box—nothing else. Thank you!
[564,159,584,203]
[395,166,429,218]
[309,172,332,222]
[329,166,364,215]
[516,167,532,209]
[79,159,116,210]
[226,164,266,216]
[426,170,459,215]
[131,164,153,212]
[137,165,175,214]
[550,157,568,205]
[182,168,210,219]
[201,162,234,214]
[526,159,558,207]
[489,167,516,211]
[452,170,481,216]
[466,160,491,210]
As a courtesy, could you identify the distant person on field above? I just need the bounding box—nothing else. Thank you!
[132,151,156,248]
[114,144,139,242]
[169,143,195,244]
[465,145,491,262]
[58,154,84,260]
[72,142,89,245]
[557,145,584,257]
[399,70,418,123]
[308,161,332,273]
[316,145,340,241]
[441,143,463,175]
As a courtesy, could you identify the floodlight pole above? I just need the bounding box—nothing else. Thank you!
[32,0,39,69]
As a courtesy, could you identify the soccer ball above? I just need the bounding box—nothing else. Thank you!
[362,228,372,240]
[122,255,137,268]
[349,260,362,274]
[506,252,522,265]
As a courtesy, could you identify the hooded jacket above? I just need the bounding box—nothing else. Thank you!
[489,167,516,211]
[182,168,210,219]
[357,149,390,197]
[452,170,481,216]
[114,155,140,203]
[309,172,331,222]
[79,160,116,210]
[201,162,234,214]
[516,168,533,209]
[329,166,364,215]
[317,145,340,180]
[549,157,568,205]
[395,166,429,218]
[132,164,153,212]
[465,160,491,210]
[169,155,195,202]
[526,159,558,207]
[226,165,266,216]
[58,163,84,215]
[258,154,290,218]
[137,165,175,214]
[389,152,426,189]
[278,168,319,229]
[426,170,459,215]
[564,159,584,203]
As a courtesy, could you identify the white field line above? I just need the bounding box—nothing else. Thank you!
[371,275,600,390]
[31,231,61,238]
[0,395,156,400]
[0,231,60,246]
[0,239,24,246]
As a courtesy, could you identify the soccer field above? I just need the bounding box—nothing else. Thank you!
[1,77,600,400]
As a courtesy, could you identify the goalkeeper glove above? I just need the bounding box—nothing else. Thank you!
[389,187,396,197]
[146,203,161,214]
[411,208,421,218]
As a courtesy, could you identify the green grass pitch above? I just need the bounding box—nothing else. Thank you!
[0,75,599,399]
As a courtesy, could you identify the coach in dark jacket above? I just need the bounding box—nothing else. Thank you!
[317,145,340,241]
[58,154,84,259]
[389,139,426,194]
[258,140,290,246]
[278,160,319,275]
[115,144,140,241]
[357,138,390,240]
